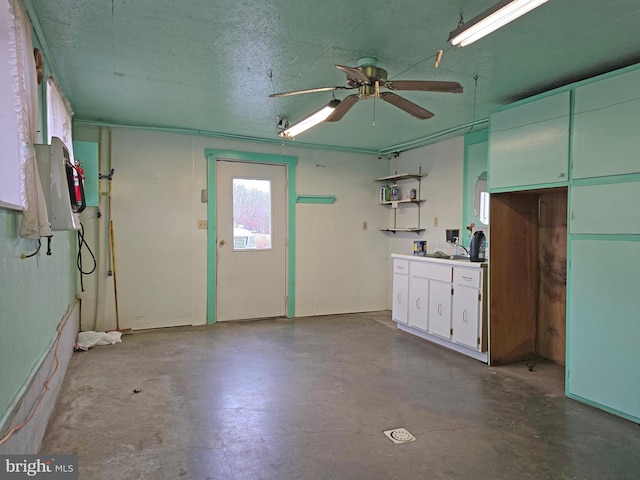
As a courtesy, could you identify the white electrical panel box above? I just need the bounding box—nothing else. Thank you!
[35,137,80,231]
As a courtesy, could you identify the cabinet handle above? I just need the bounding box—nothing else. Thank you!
[416,298,420,309]
[463,310,467,323]
[437,304,441,315]
[397,265,405,270]
[397,293,401,303]
[462,275,473,281]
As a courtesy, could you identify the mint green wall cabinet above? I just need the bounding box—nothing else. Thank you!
[573,68,640,179]
[489,91,570,191]
[567,239,640,421]
[567,66,640,422]
[570,181,640,234]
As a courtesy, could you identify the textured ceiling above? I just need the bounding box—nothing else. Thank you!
[28,0,640,153]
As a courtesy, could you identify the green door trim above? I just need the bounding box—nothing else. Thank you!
[205,149,298,324]
[462,130,489,246]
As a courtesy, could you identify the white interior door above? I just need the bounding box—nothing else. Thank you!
[216,160,287,321]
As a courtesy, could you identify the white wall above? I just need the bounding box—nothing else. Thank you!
[75,126,391,329]
[387,136,465,257]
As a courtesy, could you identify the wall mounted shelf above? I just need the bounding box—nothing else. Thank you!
[296,194,336,204]
[376,173,426,232]
[379,199,425,206]
[379,228,425,234]
[376,173,424,182]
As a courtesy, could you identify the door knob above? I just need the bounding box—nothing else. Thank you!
[218,239,226,246]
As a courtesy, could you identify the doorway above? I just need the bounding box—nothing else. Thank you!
[216,160,286,321]
[205,150,297,323]
[489,187,568,369]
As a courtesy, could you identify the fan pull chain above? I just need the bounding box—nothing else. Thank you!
[373,97,376,127]
[373,81,380,126]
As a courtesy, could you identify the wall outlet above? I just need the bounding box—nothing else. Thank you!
[434,216,439,227]
[198,220,207,229]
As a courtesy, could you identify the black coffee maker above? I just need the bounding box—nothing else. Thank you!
[470,230,486,262]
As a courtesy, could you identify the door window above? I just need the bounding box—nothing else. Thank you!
[232,178,272,250]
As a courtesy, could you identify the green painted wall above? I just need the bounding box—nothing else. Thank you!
[462,131,488,247]
[72,141,99,207]
[0,209,77,428]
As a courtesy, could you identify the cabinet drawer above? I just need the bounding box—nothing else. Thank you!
[411,262,452,282]
[453,268,481,288]
[394,259,409,275]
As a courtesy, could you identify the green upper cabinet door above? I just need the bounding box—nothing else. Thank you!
[489,91,570,191]
[573,68,640,179]
[570,181,640,234]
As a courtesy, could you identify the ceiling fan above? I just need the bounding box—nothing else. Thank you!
[270,57,463,124]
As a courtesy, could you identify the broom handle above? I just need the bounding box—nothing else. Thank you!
[109,220,121,330]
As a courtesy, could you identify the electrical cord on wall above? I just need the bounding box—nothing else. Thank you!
[21,239,42,259]
[77,223,96,292]
[0,322,63,447]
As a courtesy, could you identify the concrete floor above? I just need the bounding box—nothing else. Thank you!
[41,312,640,479]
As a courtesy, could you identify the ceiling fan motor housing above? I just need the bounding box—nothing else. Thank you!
[349,65,388,98]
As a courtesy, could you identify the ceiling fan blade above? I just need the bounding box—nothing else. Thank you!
[380,92,434,120]
[335,65,371,84]
[269,86,352,98]
[326,94,359,122]
[385,80,463,94]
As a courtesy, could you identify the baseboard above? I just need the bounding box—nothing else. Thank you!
[566,392,640,425]
[0,300,80,454]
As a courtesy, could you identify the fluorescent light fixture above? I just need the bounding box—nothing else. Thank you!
[279,99,340,138]
[448,0,549,47]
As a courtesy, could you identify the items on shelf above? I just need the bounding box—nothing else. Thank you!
[375,173,426,233]
[413,241,427,256]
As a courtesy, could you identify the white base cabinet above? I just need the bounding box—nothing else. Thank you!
[408,276,429,331]
[392,259,409,324]
[452,286,481,349]
[392,255,487,363]
[427,280,452,339]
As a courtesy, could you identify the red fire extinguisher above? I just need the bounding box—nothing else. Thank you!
[65,160,86,213]
[74,161,85,208]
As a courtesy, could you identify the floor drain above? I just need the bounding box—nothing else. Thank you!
[383,428,416,444]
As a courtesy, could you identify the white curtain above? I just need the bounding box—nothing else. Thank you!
[9,0,52,238]
[47,76,74,162]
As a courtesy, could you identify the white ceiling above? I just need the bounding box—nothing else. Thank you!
[27,0,640,153]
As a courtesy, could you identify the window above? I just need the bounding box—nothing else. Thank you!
[46,77,74,160]
[0,0,28,209]
[232,178,272,250]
